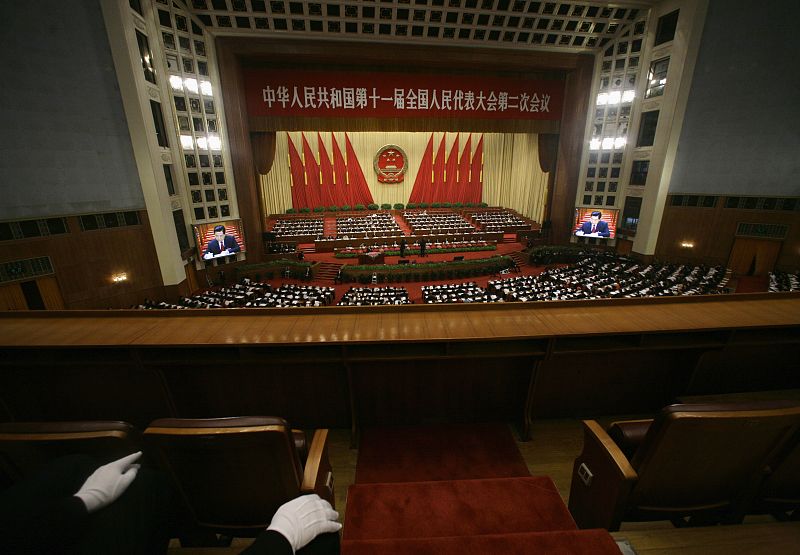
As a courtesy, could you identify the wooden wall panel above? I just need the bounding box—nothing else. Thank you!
[156,361,350,429]
[37,276,64,310]
[0,211,164,309]
[656,201,800,272]
[349,357,532,426]
[0,350,174,428]
[728,238,782,276]
[0,284,26,311]
[689,344,800,395]
[531,349,700,418]
[0,307,797,434]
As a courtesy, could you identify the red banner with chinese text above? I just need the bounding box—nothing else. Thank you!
[244,69,563,120]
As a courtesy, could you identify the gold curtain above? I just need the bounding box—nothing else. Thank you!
[482,133,548,222]
[251,131,277,175]
[259,132,294,215]
[259,131,549,222]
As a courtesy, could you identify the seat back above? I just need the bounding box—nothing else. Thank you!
[628,402,800,513]
[757,431,800,508]
[0,420,138,486]
[143,416,303,534]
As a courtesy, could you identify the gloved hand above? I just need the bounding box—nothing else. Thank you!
[267,494,341,553]
[74,451,142,513]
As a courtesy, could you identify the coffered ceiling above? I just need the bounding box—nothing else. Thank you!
[180,0,661,54]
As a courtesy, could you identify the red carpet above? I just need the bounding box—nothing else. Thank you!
[342,529,622,555]
[355,423,530,483]
[343,476,575,541]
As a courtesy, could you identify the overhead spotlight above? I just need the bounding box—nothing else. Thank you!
[680,241,695,249]
[111,273,128,283]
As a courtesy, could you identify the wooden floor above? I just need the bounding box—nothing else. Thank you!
[169,416,800,554]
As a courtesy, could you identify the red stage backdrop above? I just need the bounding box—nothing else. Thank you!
[244,69,564,120]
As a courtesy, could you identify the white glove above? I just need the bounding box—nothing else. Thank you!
[267,494,341,553]
[74,451,142,513]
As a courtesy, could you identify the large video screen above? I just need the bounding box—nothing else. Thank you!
[193,219,246,260]
[573,208,618,239]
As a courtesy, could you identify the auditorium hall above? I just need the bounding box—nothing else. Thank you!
[1,1,799,553]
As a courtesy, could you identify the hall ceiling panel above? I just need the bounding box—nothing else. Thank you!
[179,0,657,54]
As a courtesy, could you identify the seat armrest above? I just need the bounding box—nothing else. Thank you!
[607,419,653,460]
[300,429,335,507]
[568,420,638,531]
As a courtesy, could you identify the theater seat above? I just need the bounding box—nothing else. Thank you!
[0,420,139,487]
[753,431,800,519]
[143,417,333,536]
[568,402,800,530]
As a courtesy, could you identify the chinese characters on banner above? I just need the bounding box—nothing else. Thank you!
[244,69,564,120]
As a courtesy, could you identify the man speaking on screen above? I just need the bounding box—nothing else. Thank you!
[575,211,611,238]
[204,225,241,259]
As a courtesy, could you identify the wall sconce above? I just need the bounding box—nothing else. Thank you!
[680,241,694,249]
[111,273,128,283]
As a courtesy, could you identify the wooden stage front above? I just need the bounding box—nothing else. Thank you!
[1,294,798,442]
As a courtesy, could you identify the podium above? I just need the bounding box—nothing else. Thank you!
[358,251,385,265]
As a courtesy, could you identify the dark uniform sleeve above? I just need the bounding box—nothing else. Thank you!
[239,530,294,555]
[0,492,90,554]
[0,454,96,554]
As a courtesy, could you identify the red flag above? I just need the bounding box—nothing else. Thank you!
[468,134,484,204]
[432,133,447,202]
[318,132,334,207]
[301,133,322,209]
[408,134,434,204]
[287,133,308,209]
[457,134,472,204]
[345,133,374,206]
[443,134,459,202]
[331,133,348,206]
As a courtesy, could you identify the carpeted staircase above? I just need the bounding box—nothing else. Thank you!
[323,216,338,237]
[315,262,342,283]
[392,213,413,236]
[342,423,621,554]
[508,250,529,269]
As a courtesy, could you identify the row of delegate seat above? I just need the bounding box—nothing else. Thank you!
[488,254,729,301]
[0,417,334,540]
[335,214,402,237]
[770,271,800,292]
[403,211,477,235]
[568,400,800,530]
[338,286,411,306]
[271,218,324,239]
[469,210,531,232]
[421,282,504,304]
[135,281,272,309]
[334,239,493,256]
